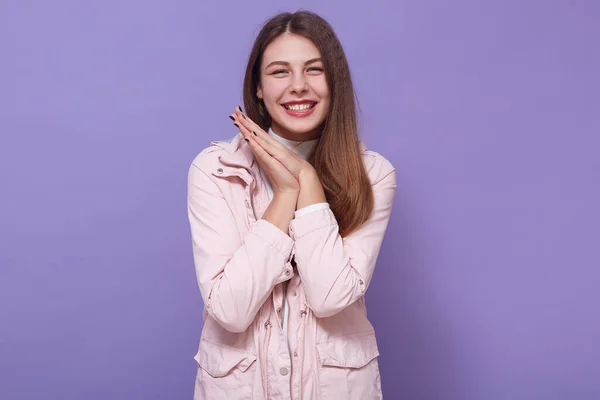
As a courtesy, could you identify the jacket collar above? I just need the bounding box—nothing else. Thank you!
[212,133,256,171]
[213,132,368,172]
[210,132,367,221]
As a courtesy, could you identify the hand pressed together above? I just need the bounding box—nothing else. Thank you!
[230,107,316,196]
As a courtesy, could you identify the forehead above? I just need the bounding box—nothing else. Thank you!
[262,33,321,66]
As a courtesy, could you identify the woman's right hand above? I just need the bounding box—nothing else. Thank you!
[231,113,299,197]
[231,109,298,234]
[248,135,300,196]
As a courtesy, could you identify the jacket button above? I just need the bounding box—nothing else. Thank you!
[291,291,297,297]
[276,307,281,313]
[293,351,298,357]
[245,199,250,208]
[359,279,364,285]
[284,269,291,276]
[280,367,289,376]
[217,168,223,174]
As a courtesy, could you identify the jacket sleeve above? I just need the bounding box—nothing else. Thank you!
[187,163,294,332]
[288,163,396,318]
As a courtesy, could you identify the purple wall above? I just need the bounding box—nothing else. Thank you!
[1,1,598,399]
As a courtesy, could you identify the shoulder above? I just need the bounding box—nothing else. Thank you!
[189,134,239,174]
[360,145,396,186]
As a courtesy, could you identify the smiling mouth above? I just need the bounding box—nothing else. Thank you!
[282,102,317,112]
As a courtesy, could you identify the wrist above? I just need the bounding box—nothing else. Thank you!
[298,168,318,184]
[264,190,299,234]
[273,189,300,202]
[297,171,327,209]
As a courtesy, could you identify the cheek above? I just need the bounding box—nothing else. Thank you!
[312,78,330,100]
[262,80,287,101]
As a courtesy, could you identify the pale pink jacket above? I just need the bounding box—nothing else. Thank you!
[187,132,396,400]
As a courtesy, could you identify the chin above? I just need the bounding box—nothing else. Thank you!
[281,121,323,136]
[285,123,318,133]
[278,115,325,134]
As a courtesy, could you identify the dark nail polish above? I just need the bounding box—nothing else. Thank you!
[234,123,239,128]
[229,115,235,121]
[253,131,257,136]
[244,138,249,143]
[238,105,243,112]
[241,113,246,119]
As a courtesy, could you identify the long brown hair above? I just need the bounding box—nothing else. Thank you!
[242,10,373,237]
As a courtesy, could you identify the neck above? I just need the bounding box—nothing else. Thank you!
[270,122,322,142]
[267,126,319,160]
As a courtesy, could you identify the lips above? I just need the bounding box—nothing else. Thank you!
[281,101,317,118]
[281,101,317,112]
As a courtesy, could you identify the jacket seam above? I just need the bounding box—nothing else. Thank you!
[201,337,258,357]
[315,330,376,344]
[373,167,396,187]
[248,228,292,258]
[191,163,243,244]
[191,163,226,199]
[293,222,337,239]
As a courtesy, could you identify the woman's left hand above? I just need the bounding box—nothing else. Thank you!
[231,107,315,180]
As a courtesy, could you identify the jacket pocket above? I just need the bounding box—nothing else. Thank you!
[316,333,382,400]
[193,339,257,400]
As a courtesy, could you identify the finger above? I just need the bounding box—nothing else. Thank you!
[234,108,287,153]
[243,134,276,168]
[231,110,302,175]
[245,136,296,189]
[234,114,305,182]
[230,112,284,162]
[230,113,255,143]
[233,108,263,139]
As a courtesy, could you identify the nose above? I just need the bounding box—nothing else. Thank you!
[289,73,308,94]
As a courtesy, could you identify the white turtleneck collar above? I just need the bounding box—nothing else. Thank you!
[267,127,319,160]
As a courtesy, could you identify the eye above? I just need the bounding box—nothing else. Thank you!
[307,67,324,74]
[272,69,287,75]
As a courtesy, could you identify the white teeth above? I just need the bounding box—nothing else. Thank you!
[284,103,314,112]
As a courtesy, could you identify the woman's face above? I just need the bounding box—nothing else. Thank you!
[257,33,330,141]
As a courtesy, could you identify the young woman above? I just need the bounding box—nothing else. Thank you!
[187,10,396,400]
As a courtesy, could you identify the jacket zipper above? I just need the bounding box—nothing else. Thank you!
[298,304,308,400]
[263,319,272,399]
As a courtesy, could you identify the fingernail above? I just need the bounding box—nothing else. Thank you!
[238,105,243,112]
[229,115,235,121]
[241,113,246,119]
[234,123,239,128]
[244,138,249,143]
[253,131,257,136]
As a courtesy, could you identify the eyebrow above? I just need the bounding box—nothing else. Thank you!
[264,58,323,69]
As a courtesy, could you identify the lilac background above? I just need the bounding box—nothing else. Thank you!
[1,0,599,399]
